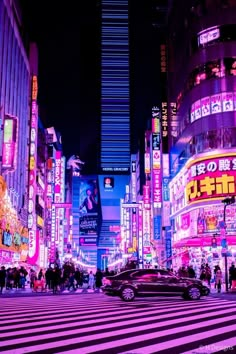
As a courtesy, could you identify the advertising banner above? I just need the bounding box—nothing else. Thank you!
[79,177,99,236]
[79,237,97,246]
[165,226,172,268]
[2,117,17,169]
[211,94,222,114]
[186,153,236,205]
[27,77,39,265]
[201,96,210,117]
[143,185,150,206]
[153,215,162,240]
[190,103,195,122]
[153,169,162,206]
[144,153,150,174]
[222,92,233,112]
[194,100,201,120]
[79,215,98,235]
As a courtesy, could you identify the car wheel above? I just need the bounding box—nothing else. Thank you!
[186,286,201,300]
[120,286,135,301]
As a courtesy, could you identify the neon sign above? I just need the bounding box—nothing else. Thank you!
[186,153,236,204]
[27,77,39,264]
[2,116,17,169]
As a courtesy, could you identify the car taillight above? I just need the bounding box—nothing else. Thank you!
[103,278,112,286]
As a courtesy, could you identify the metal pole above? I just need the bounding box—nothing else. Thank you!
[223,203,228,292]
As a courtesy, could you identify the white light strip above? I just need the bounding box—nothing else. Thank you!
[76,260,96,268]
[108,259,123,267]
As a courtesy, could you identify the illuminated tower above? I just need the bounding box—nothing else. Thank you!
[99,0,130,173]
[97,0,130,268]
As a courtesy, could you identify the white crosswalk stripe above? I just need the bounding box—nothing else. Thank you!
[0,294,235,354]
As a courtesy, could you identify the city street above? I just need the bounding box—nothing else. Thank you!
[0,294,236,354]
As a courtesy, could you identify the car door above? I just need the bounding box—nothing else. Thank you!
[146,270,183,294]
[129,270,159,294]
[164,275,186,294]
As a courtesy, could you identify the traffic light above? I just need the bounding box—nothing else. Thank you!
[211,236,217,248]
[222,196,235,205]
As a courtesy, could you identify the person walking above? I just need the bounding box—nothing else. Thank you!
[95,269,103,289]
[230,264,236,290]
[88,271,95,289]
[229,263,235,289]
[215,267,223,293]
[68,273,76,291]
[0,266,6,294]
[51,268,60,294]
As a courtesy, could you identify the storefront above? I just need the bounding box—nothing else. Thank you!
[0,176,29,266]
[169,151,236,275]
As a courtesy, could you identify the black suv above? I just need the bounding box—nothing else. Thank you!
[101,268,210,301]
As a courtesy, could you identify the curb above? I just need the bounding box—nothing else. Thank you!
[0,289,103,297]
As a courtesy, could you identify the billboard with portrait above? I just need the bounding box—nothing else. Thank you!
[222,92,233,112]
[211,94,222,114]
[79,177,99,236]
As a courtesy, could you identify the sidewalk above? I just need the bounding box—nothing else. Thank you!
[0,286,103,297]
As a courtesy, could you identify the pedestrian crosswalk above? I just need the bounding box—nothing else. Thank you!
[0,294,235,353]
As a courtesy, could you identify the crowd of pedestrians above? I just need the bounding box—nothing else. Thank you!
[0,265,28,294]
[176,263,236,293]
[0,262,110,294]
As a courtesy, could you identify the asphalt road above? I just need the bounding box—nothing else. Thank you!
[0,293,236,353]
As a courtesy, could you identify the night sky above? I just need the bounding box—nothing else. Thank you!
[22,1,161,173]
[21,0,99,173]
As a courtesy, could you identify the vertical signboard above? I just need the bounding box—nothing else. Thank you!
[138,203,143,266]
[160,42,168,153]
[170,102,177,138]
[54,151,62,203]
[161,102,168,152]
[153,215,161,240]
[2,117,17,169]
[27,76,39,264]
[131,160,137,203]
[165,226,172,269]
[151,108,162,209]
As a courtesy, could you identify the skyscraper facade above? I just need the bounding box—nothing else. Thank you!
[100,0,130,173]
[96,0,130,268]
[0,0,30,265]
[167,0,236,272]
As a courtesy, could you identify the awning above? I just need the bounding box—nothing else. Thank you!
[173,236,236,249]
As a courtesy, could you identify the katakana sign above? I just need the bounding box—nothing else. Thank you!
[186,153,236,204]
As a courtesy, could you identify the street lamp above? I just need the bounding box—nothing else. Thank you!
[222,195,235,292]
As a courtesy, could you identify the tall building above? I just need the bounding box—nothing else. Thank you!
[0,0,30,265]
[99,0,130,173]
[167,0,236,273]
[96,0,131,269]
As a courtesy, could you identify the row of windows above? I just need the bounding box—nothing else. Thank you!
[190,91,236,123]
[179,128,236,163]
[177,57,236,109]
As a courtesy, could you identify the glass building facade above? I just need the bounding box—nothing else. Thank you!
[0,0,30,225]
[100,0,130,173]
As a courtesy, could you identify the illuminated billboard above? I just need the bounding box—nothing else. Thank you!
[27,76,39,265]
[79,177,99,237]
[186,152,236,205]
[2,116,17,169]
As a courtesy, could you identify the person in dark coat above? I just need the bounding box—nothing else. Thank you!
[0,266,6,294]
[95,269,103,289]
[51,268,60,294]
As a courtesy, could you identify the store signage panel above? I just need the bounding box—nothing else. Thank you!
[153,215,161,240]
[186,153,236,204]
